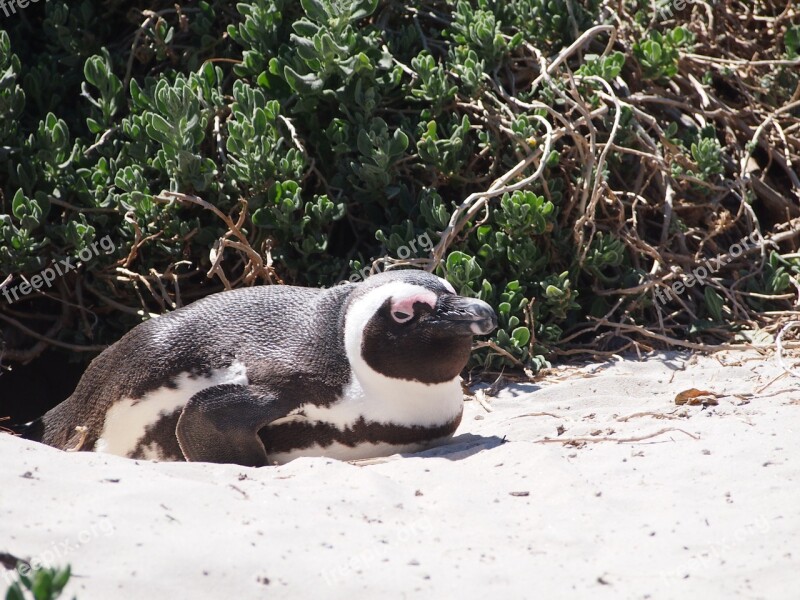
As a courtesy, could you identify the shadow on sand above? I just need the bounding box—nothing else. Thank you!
[408,433,506,462]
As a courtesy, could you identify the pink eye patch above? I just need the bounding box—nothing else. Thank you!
[390,290,438,322]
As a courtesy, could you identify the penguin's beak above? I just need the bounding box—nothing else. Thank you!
[435,296,498,336]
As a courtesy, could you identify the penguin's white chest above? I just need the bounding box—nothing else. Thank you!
[301,375,464,428]
[265,374,465,464]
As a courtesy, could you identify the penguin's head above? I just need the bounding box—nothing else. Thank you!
[344,270,497,384]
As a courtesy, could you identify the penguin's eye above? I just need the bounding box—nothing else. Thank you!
[391,310,414,323]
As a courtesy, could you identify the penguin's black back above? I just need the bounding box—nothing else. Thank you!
[40,282,356,450]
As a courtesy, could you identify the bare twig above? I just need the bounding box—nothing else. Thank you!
[531,427,700,445]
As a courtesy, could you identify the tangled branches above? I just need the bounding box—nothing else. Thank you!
[420,0,800,360]
[1,0,799,371]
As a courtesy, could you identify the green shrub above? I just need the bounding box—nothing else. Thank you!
[1,0,798,376]
[5,563,73,600]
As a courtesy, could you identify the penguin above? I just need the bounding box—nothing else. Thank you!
[34,270,497,467]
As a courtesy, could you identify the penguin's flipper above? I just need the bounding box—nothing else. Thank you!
[176,383,285,467]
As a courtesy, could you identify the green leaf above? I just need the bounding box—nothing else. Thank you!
[643,40,662,64]
[671,27,687,45]
[785,26,800,58]
[283,66,324,93]
[5,584,25,600]
[704,287,724,321]
[356,129,373,157]
[145,114,174,146]
[351,0,379,21]
[51,565,71,591]
[31,568,53,600]
[512,326,531,346]
[545,285,564,299]
[11,188,27,220]
[388,129,409,157]
[300,0,327,23]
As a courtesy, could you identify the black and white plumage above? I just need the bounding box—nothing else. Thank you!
[34,270,497,466]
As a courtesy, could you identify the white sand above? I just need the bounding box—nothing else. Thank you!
[2,350,799,599]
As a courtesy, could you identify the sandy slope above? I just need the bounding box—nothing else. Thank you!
[1,350,798,599]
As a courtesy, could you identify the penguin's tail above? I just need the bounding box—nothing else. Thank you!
[3,416,44,442]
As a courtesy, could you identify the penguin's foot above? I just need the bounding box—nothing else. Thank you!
[65,426,89,452]
[176,384,284,467]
